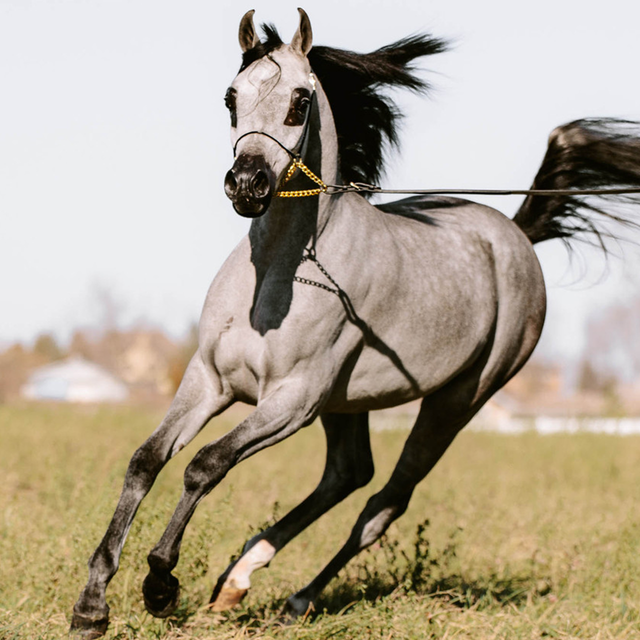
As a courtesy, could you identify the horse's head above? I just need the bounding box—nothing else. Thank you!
[224,9,315,218]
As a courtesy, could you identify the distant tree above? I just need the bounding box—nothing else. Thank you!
[168,323,199,393]
[505,356,562,400]
[584,294,640,383]
[577,360,602,393]
[32,333,63,362]
[69,330,93,359]
[0,343,39,401]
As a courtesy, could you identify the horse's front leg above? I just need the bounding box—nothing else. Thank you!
[70,354,230,639]
[141,384,323,619]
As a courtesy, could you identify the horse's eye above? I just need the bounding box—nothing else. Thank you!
[284,88,312,127]
[225,89,237,127]
[224,89,236,112]
[296,96,310,116]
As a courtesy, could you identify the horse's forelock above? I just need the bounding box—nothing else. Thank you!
[239,24,284,72]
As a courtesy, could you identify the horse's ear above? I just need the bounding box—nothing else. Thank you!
[291,8,313,56]
[238,9,260,52]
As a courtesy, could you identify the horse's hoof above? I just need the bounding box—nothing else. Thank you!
[69,610,109,639]
[142,571,181,618]
[281,594,314,621]
[208,586,248,611]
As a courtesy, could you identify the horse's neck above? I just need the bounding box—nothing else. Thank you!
[249,85,339,268]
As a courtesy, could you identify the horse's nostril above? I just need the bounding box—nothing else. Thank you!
[224,155,274,216]
[224,170,238,197]
[252,170,270,198]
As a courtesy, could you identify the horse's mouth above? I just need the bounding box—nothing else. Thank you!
[231,196,272,218]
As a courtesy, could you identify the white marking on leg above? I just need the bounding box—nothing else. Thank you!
[359,507,395,548]
[224,540,276,590]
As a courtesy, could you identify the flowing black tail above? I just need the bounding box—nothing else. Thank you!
[513,118,640,247]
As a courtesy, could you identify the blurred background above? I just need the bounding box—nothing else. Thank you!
[1,0,639,416]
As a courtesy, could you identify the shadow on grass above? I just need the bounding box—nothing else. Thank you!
[316,518,549,617]
[159,519,551,635]
[318,569,536,616]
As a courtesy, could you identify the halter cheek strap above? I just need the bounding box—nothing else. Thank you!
[231,74,327,198]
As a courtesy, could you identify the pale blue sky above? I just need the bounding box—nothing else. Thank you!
[1,0,639,365]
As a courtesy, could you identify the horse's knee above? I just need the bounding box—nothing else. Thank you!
[87,542,119,581]
[183,444,231,494]
[126,443,166,494]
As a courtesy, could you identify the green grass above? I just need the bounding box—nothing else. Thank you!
[1,403,640,639]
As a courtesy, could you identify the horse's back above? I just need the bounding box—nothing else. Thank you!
[375,195,544,302]
[323,195,546,411]
[378,195,547,359]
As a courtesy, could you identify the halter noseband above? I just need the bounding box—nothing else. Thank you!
[231,74,327,198]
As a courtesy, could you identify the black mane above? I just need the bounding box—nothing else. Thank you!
[242,25,448,188]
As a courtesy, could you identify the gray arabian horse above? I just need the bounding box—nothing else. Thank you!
[71,9,640,637]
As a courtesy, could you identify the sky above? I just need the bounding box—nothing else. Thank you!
[1,0,639,367]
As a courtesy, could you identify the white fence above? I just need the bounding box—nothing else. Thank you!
[472,416,640,435]
[370,411,640,435]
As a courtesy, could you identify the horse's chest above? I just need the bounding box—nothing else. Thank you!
[206,316,261,401]
[207,302,327,403]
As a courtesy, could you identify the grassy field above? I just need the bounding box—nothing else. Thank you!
[1,403,640,639]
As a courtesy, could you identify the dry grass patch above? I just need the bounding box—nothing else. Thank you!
[1,404,640,639]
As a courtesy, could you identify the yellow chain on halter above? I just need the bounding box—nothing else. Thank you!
[275,158,328,198]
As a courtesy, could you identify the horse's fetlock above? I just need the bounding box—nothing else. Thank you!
[284,590,314,619]
[242,533,262,554]
[88,552,117,581]
[147,550,174,575]
[74,588,109,620]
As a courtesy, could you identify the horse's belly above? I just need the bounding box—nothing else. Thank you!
[326,316,490,413]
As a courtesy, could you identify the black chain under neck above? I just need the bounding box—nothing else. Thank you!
[293,248,342,298]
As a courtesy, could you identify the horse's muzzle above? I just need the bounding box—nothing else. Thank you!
[224,154,276,218]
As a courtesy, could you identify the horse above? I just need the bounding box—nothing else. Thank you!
[70,9,640,638]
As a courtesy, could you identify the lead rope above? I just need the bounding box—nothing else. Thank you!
[275,168,640,199]
[324,183,640,197]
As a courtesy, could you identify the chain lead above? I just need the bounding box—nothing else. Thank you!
[293,248,341,296]
[275,158,328,198]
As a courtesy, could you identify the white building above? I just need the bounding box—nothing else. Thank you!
[21,356,129,403]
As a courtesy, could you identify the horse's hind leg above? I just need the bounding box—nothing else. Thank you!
[209,412,374,611]
[284,367,515,617]
[283,396,459,617]
[70,354,230,639]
